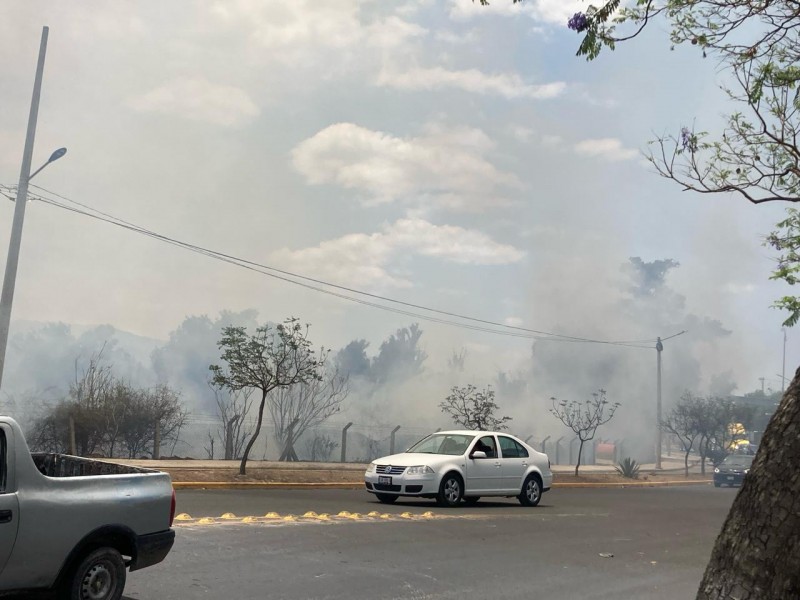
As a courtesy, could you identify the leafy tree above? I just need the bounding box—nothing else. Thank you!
[439,384,512,431]
[550,389,620,476]
[551,2,800,594]
[767,208,800,325]
[370,323,427,384]
[209,318,326,475]
[334,339,371,379]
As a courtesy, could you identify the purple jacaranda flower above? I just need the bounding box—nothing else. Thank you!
[680,127,697,152]
[567,12,589,32]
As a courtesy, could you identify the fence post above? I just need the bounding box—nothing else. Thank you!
[153,421,161,460]
[390,425,401,455]
[555,436,565,465]
[68,415,77,456]
[541,435,550,455]
[340,422,353,463]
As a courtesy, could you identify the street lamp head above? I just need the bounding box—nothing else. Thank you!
[48,147,67,163]
[656,337,663,352]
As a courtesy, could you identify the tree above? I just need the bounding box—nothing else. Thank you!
[269,367,349,462]
[370,323,427,384]
[767,208,800,325]
[305,433,338,462]
[209,386,254,460]
[209,318,326,475]
[553,2,800,595]
[661,392,703,477]
[439,384,512,430]
[549,389,620,476]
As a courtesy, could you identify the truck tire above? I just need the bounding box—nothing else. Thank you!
[67,547,126,600]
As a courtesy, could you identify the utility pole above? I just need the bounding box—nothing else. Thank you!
[759,377,765,394]
[655,337,663,470]
[0,27,49,390]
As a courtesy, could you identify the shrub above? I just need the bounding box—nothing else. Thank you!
[615,457,640,479]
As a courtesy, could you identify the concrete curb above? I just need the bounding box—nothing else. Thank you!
[173,480,712,490]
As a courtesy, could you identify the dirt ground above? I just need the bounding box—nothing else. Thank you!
[157,464,712,485]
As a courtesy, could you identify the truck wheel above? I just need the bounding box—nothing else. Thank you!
[68,547,126,600]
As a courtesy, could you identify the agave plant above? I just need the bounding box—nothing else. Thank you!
[615,457,640,479]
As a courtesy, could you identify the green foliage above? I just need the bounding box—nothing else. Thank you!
[615,457,640,479]
[766,208,800,326]
[439,384,512,430]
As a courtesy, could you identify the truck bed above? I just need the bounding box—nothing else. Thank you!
[31,453,153,477]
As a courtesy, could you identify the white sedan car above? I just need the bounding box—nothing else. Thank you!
[364,430,553,507]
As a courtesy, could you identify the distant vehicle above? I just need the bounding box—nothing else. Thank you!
[0,416,176,600]
[714,454,754,487]
[364,430,553,507]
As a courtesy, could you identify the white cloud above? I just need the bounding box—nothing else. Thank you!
[127,78,259,127]
[574,138,638,162]
[448,0,584,25]
[291,122,521,211]
[270,218,524,289]
[366,16,428,48]
[209,0,364,50]
[378,66,566,100]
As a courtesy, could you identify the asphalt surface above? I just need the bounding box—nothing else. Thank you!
[4,485,739,600]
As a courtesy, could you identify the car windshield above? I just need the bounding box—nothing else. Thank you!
[407,434,475,455]
[722,455,754,467]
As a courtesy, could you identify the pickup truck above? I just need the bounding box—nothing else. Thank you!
[0,416,176,600]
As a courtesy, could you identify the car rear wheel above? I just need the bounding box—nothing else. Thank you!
[518,474,542,507]
[375,493,398,504]
[463,496,480,506]
[67,547,126,600]
[436,473,464,507]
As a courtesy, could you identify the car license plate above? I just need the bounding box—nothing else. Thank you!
[379,476,392,485]
[727,476,734,480]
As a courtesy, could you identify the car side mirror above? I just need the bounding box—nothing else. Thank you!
[471,451,487,459]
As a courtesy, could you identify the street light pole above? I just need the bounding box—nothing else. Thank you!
[655,337,663,470]
[0,26,49,391]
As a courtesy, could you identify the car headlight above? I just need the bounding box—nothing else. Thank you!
[714,468,720,473]
[406,465,434,475]
[744,469,750,474]
[366,463,376,473]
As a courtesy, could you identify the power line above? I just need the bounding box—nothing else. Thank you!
[3,183,686,348]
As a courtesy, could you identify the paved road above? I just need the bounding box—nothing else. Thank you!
[4,485,739,600]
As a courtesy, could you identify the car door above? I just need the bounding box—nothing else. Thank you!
[498,436,529,492]
[0,426,20,579]
[465,435,503,494]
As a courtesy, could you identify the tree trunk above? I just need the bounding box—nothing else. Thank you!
[684,449,690,477]
[239,390,267,476]
[574,440,584,477]
[696,365,800,599]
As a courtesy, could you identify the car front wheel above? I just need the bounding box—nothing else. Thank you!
[518,474,542,507]
[436,473,464,507]
[67,546,126,600]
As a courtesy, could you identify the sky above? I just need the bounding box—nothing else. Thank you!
[0,0,797,420]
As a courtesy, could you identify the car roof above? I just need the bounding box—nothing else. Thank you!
[433,430,521,437]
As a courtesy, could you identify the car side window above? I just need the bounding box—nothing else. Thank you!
[499,436,529,459]
[0,429,6,493]
[473,435,497,459]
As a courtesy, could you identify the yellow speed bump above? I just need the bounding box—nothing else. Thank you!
[197,517,216,525]
[337,511,351,518]
[264,512,281,519]
[282,515,297,522]
[303,511,319,518]
[220,513,238,520]
[174,513,194,521]
[380,513,392,519]
[400,512,414,519]
[242,516,260,523]
[422,511,435,519]
[367,511,382,518]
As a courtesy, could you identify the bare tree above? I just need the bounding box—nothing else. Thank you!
[305,432,338,462]
[209,318,327,475]
[661,392,703,478]
[550,389,620,476]
[270,368,349,462]
[439,384,511,431]
[209,385,254,460]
